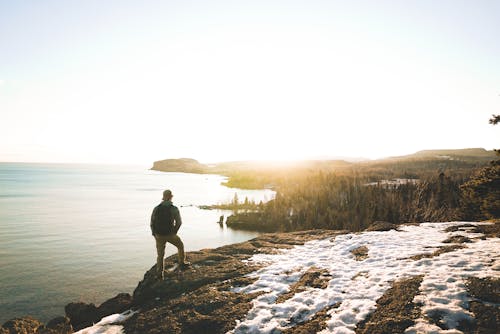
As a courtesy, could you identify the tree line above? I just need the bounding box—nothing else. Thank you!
[226,166,498,232]
[225,115,499,232]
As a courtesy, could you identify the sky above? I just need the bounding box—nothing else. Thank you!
[1,0,499,164]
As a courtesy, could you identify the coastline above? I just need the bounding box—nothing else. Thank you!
[0,164,275,326]
[0,229,343,334]
[3,221,498,334]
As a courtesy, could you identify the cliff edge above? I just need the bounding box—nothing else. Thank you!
[2,223,498,334]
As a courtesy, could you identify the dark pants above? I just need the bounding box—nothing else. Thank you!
[154,234,185,273]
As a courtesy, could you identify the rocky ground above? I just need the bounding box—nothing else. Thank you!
[1,222,498,334]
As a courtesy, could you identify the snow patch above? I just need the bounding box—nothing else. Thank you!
[73,310,137,334]
[227,222,499,334]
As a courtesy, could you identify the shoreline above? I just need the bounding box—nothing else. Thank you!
[4,221,498,334]
[0,165,274,326]
[1,229,345,333]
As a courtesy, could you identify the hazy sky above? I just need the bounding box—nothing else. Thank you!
[1,0,499,164]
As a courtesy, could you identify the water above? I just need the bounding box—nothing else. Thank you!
[0,163,274,323]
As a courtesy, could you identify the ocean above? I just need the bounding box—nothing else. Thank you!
[0,163,274,323]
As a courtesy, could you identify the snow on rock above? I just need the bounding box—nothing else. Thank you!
[73,310,136,334]
[228,222,499,334]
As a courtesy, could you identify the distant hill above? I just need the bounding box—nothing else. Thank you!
[390,148,496,161]
[151,158,210,174]
[151,158,353,174]
[354,148,498,178]
[152,148,496,174]
[151,148,497,189]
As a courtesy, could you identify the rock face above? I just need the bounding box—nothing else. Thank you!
[0,230,341,334]
[2,223,499,333]
[97,292,133,318]
[126,230,344,334]
[64,302,99,330]
[132,230,343,305]
[64,293,133,330]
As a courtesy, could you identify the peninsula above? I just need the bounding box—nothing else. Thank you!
[151,148,497,190]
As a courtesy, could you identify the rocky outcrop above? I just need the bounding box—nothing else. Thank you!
[97,293,133,318]
[0,317,44,334]
[463,277,500,333]
[65,293,132,330]
[225,212,279,232]
[365,221,399,232]
[355,276,424,334]
[44,317,72,334]
[6,223,497,333]
[0,293,132,333]
[126,230,344,333]
[0,316,72,334]
[132,230,343,305]
[64,302,99,330]
[0,230,341,334]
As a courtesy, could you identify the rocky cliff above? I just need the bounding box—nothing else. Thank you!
[0,230,342,334]
[1,223,498,334]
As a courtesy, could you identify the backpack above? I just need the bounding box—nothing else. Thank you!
[151,203,175,235]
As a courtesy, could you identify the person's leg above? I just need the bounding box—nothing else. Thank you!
[155,235,168,276]
[165,234,186,264]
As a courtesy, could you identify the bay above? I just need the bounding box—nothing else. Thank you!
[0,163,274,323]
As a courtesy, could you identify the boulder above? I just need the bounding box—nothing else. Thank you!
[365,221,398,232]
[65,293,133,331]
[97,293,132,317]
[64,302,99,330]
[45,316,72,334]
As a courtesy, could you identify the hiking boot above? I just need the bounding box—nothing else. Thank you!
[179,261,191,269]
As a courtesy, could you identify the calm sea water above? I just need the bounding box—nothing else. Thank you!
[0,163,274,323]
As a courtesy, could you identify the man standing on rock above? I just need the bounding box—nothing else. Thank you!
[151,189,190,279]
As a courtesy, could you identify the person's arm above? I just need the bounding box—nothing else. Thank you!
[150,209,156,236]
[173,206,182,233]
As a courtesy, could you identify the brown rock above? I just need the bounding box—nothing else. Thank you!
[365,221,398,232]
[1,317,43,334]
[45,316,72,334]
[132,230,344,306]
[123,230,345,333]
[281,304,341,334]
[409,244,466,260]
[63,293,131,331]
[97,293,132,318]
[457,276,500,333]
[442,235,472,243]
[64,302,99,330]
[351,245,369,260]
[276,267,332,304]
[355,275,424,334]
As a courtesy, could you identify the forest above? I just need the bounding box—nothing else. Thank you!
[220,119,500,233]
[154,119,499,233]
[223,158,499,233]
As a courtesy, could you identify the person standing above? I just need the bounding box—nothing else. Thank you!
[151,189,190,280]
